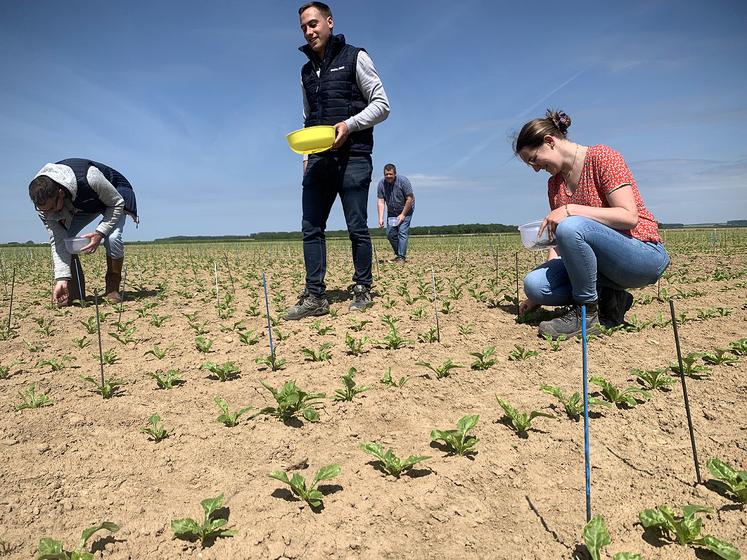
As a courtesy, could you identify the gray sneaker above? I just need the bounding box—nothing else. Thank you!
[599,287,634,327]
[349,284,372,312]
[538,302,600,339]
[285,291,330,320]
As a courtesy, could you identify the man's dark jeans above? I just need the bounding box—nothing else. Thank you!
[302,153,373,296]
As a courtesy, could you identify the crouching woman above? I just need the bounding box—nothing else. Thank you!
[515,110,669,338]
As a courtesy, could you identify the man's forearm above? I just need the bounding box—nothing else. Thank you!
[400,196,414,216]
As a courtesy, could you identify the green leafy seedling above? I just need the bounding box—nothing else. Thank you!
[36,521,119,560]
[632,368,676,391]
[469,346,496,370]
[195,336,213,353]
[360,442,430,477]
[418,327,439,343]
[380,368,408,388]
[669,353,710,378]
[590,376,650,407]
[259,380,324,423]
[215,397,254,427]
[15,384,52,410]
[238,329,259,345]
[301,342,332,362]
[542,333,567,351]
[333,367,369,401]
[507,344,539,361]
[255,353,286,371]
[268,464,341,508]
[496,397,553,436]
[201,361,240,382]
[458,323,475,336]
[416,359,463,379]
[147,369,182,390]
[72,337,90,349]
[78,317,97,335]
[706,458,747,503]
[701,348,737,366]
[639,504,740,560]
[149,313,170,327]
[310,319,334,335]
[581,515,641,560]
[100,349,119,365]
[81,376,125,399]
[144,345,167,360]
[171,494,236,546]
[540,385,610,420]
[36,355,75,372]
[430,414,479,456]
[728,338,747,356]
[141,413,169,442]
[348,318,371,332]
[345,333,369,356]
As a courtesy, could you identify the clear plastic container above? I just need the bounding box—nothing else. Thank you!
[387,217,399,227]
[518,221,555,251]
[64,237,89,254]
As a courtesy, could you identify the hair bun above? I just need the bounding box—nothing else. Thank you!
[546,109,571,135]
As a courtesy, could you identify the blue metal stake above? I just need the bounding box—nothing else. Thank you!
[581,304,591,523]
[261,272,274,357]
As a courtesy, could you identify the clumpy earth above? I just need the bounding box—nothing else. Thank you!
[0,236,745,559]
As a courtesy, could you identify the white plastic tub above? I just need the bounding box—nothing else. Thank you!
[518,221,555,251]
[64,237,88,254]
[387,217,399,227]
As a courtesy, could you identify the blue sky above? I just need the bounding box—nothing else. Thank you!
[1,0,746,243]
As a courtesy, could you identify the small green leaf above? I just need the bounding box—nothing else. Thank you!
[582,515,611,560]
[696,534,741,560]
[314,464,341,484]
[171,517,201,538]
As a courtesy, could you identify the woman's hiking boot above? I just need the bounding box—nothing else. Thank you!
[285,290,330,320]
[599,287,634,327]
[538,301,600,339]
[105,256,124,303]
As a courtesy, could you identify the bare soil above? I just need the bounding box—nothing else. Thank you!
[0,243,745,560]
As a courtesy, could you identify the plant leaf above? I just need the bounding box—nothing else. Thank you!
[457,414,479,434]
[696,534,741,560]
[582,515,611,560]
[79,521,119,549]
[171,517,201,538]
[313,464,341,484]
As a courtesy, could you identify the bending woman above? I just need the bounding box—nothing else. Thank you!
[515,110,670,338]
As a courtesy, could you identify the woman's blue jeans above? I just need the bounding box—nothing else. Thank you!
[68,211,126,259]
[523,216,670,305]
[386,213,413,259]
[302,153,373,296]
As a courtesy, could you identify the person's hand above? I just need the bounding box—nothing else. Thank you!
[539,206,568,240]
[332,121,349,149]
[396,214,404,226]
[378,218,384,228]
[53,280,69,307]
[80,232,104,253]
[519,298,539,315]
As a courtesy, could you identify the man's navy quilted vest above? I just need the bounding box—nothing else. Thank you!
[300,34,374,154]
[56,158,138,217]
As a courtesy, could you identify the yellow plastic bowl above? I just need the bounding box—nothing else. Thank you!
[286,125,335,155]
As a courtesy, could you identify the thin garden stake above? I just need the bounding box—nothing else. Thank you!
[0,256,8,297]
[6,268,16,335]
[262,272,275,357]
[669,299,702,484]
[94,290,106,387]
[581,304,592,522]
[430,267,440,342]
[223,253,236,296]
[73,257,84,306]
[514,252,520,317]
[372,241,380,278]
[117,265,127,326]
[214,261,220,310]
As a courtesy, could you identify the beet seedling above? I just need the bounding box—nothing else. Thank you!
[141,413,169,442]
[416,359,463,379]
[100,349,119,365]
[669,353,710,378]
[72,336,91,349]
[470,346,496,370]
[238,329,259,345]
[581,515,641,560]
[301,342,332,362]
[36,521,119,560]
[348,318,371,332]
[541,333,567,351]
[255,353,286,371]
[701,349,737,366]
[310,319,334,336]
[0,361,20,380]
[360,442,430,477]
[201,361,240,381]
[269,464,341,508]
[144,345,167,360]
[171,494,236,546]
[149,313,170,327]
[147,369,182,389]
[380,368,408,388]
[81,376,125,399]
[706,458,747,503]
[215,397,254,427]
[430,414,479,456]
[496,397,553,436]
[36,355,75,372]
[195,336,213,353]
[333,367,369,401]
[590,376,650,407]
[638,504,740,560]
[540,385,610,420]
[632,368,676,391]
[345,333,368,356]
[15,384,51,410]
[259,380,324,422]
[728,338,747,356]
[507,345,539,361]
[410,306,426,320]
[418,327,439,343]
[457,323,475,336]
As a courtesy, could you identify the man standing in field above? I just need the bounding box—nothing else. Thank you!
[286,1,390,320]
[377,163,415,263]
[28,159,138,306]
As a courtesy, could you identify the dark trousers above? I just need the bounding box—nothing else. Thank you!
[302,153,373,296]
